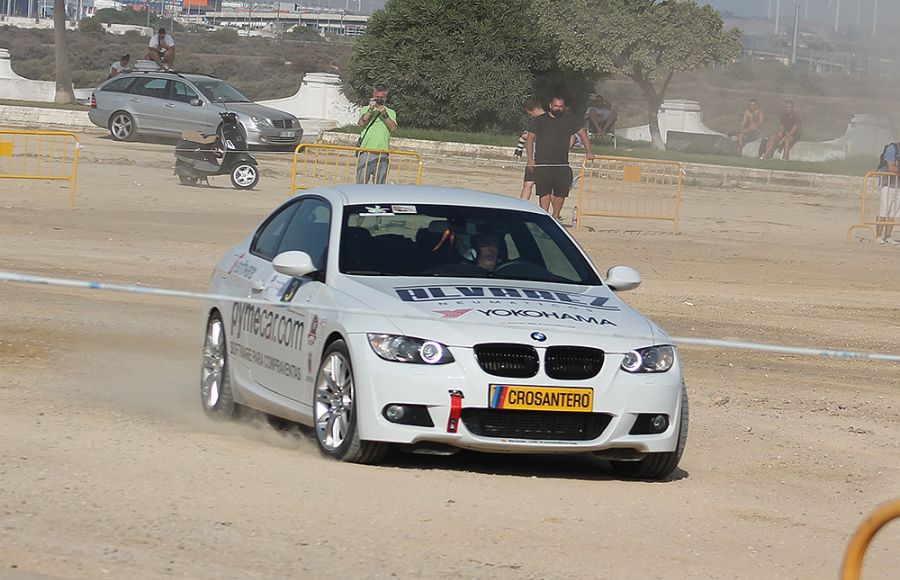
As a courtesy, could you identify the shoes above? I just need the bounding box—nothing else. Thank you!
[885,237,899,245]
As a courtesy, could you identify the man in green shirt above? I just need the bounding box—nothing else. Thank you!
[356,84,398,184]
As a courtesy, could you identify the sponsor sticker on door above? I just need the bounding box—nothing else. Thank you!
[489,384,593,412]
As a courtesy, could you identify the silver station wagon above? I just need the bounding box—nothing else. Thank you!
[89,71,303,149]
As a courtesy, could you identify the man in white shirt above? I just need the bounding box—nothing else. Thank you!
[108,53,131,78]
[146,28,175,71]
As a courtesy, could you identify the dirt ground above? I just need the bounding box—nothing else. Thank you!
[1,131,899,579]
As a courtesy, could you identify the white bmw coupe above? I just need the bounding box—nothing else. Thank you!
[201,185,688,479]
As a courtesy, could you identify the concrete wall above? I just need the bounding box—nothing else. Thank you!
[0,48,93,104]
[616,100,725,144]
[259,72,360,133]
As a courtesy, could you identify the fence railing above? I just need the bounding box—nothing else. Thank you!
[575,156,683,234]
[0,129,81,208]
[290,143,423,194]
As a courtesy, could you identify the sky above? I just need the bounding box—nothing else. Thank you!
[706,0,896,26]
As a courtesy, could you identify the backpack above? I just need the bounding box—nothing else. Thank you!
[877,142,900,171]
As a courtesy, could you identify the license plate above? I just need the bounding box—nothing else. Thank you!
[279,130,296,138]
[489,384,593,412]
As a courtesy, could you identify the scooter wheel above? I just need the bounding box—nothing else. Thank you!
[231,164,259,189]
[179,174,199,186]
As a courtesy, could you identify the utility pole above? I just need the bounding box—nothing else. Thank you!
[872,0,879,36]
[834,0,840,33]
[768,0,772,20]
[791,0,800,65]
[774,0,781,35]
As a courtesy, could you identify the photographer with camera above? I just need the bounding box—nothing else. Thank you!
[356,84,398,184]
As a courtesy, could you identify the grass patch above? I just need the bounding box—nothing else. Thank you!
[0,99,90,110]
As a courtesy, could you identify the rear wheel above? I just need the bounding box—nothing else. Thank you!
[178,174,199,186]
[610,386,689,481]
[314,340,387,464]
[230,163,259,189]
[200,313,239,421]
[109,111,136,142]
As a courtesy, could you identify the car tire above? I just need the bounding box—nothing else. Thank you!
[109,111,136,142]
[178,174,199,186]
[314,340,388,464]
[200,312,240,421]
[230,163,259,189]
[610,386,689,481]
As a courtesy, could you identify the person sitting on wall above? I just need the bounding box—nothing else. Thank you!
[108,54,131,79]
[736,98,764,155]
[145,28,175,71]
[761,100,802,161]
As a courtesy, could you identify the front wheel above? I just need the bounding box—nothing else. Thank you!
[610,386,689,481]
[230,163,259,189]
[200,313,239,421]
[313,340,387,464]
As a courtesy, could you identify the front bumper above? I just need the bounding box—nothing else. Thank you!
[245,124,303,148]
[347,334,685,455]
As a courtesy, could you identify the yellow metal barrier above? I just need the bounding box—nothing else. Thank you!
[847,171,899,242]
[0,129,80,208]
[576,156,683,234]
[841,498,900,579]
[290,143,423,193]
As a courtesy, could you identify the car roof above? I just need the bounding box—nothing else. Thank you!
[308,185,546,213]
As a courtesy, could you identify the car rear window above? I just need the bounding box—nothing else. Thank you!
[101,77,136,93]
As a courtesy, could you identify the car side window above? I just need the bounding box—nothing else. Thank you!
[130,77,169,99]
[277,198,332,271]
[251,201,301,261]
[101,77,136,93]
[171,81,198,104]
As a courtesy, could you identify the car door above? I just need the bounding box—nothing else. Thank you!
[258,197,332,406]
[229,199,301,389]
[126,77,173,134]
[166,81,217,135]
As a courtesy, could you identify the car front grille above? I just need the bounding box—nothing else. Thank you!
[271,118,295,128]
[545,346,605,380]
[474,344,539,378]
[461,409,612,441]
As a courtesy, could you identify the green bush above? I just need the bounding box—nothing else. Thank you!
[208,28,240,44]
[78,17,105,35]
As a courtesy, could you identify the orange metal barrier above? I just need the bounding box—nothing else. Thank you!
[0,129,80,208]
[841,498,900,580]
[290,143,423,194]
[575,156,683,234]
[847,172,899,242]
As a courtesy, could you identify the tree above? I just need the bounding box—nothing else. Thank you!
[53,0,76,104]
[534,0,741,150]
[344,0,596,133]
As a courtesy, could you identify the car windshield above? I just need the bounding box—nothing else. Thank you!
[339,204,602,285]
[192,79,252,103]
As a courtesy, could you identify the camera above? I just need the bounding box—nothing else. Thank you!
[374,97,385,106]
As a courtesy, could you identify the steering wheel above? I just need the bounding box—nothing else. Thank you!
[491,259,527,273]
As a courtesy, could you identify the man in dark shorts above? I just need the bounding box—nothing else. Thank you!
[762,100,802,161]
[514,99,545,200]
[525,96,594,221]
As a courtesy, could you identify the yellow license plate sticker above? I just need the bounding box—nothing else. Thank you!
[489,385,593,412]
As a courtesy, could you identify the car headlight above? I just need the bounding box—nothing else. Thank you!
[367,334,455,365]
[248,114,272,128]
[620,345,676,373]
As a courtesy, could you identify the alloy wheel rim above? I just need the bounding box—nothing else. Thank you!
[234,165,256,186]
[112,115,132,139]
[314,353,353,451]
[201,318,225,409]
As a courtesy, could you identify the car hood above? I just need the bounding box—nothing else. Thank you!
[333,275,661,351]
[222,102,295,121]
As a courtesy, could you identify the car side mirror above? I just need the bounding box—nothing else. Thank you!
[273,251,318,279]
[190,98,203,107]
[606,265,641,292]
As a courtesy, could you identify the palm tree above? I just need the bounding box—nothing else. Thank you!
[53,0,75,104]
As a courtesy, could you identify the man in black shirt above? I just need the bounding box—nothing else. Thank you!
[525,96,595,221]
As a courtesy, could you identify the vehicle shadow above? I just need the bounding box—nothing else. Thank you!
[382,449,690,483]
[261,414,689,483]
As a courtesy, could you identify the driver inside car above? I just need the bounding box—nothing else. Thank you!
[472,233,501,271]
